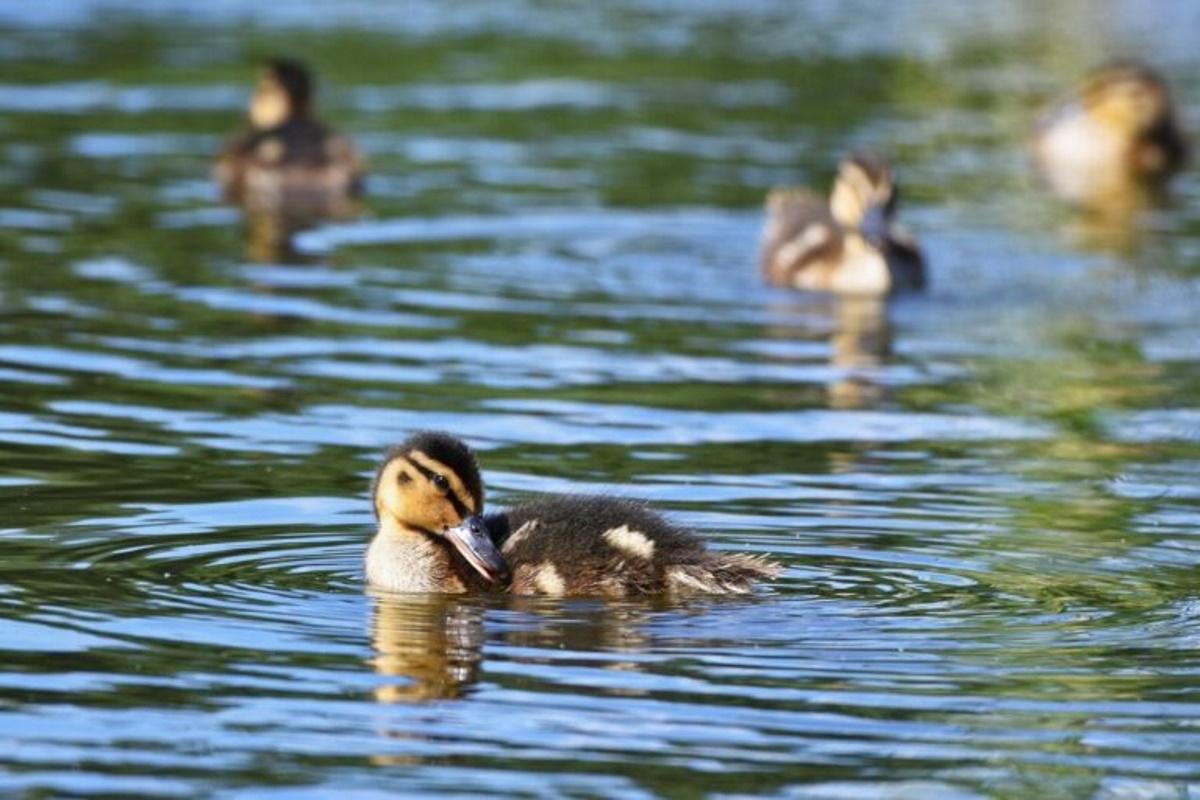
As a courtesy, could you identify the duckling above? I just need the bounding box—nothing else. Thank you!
[215,58,364,213]
[761,155,924,295]
[367,432,781,596]
[1032,62,1187,209]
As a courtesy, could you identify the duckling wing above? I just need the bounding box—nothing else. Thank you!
[216,120,366,215]
[885,225,926,291]
[761,188,843,289]
[486,496,778,596]
[324,133,367,194]
[214,124,323,199]
[1139,114,1189,174]
[218,120,355,169]
[214,128,260,200]
[261,119,335,167]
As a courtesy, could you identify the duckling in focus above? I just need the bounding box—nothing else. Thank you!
[1033,62,1187,209]
[761,155,924,295]
[367,432,781,596]
[216,58,364,215]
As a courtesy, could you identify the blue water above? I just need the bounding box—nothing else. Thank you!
[0,1,1198,796]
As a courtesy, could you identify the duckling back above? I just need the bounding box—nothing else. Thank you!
[217,119,364,212]
[485,496,780,596]
[761,188,840,287]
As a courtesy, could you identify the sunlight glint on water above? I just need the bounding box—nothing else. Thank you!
[0,1,1198,797]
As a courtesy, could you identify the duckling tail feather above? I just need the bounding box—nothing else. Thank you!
[667,553,782,595]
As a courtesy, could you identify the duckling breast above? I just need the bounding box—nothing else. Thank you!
[828,236,892,295]
[366,526,468,594]
[1034,112,1131,202]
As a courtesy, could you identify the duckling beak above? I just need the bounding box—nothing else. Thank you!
[445,515,510,585]
[860,204,889,249]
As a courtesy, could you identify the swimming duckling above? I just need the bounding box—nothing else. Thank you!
[367,432,781,596]
[761,155,924,295]
[1033,62,1187,209]
[216,58,364,213]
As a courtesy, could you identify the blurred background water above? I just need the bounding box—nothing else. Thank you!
[1,0,1199,797]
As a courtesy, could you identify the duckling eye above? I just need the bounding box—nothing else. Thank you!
[431,474,449,493]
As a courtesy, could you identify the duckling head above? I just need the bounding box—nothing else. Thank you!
[250,58,313,130]
[1081,63,1179,141]
[829,155,897,248]
[373,432,507,585]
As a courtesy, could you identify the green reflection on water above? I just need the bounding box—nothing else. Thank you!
[0,2,1198,797]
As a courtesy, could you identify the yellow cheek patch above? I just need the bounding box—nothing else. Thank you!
[407,450,478,514]
[376,462,404,508]
[250,88,289,129]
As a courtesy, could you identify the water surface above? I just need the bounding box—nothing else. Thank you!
[1,1,1199,797]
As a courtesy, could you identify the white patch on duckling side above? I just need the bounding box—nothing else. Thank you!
[798,222,832,250]
[502,520,538,556]
[603,525,655,560]
[776,223,831,268]
[533,562,566,595]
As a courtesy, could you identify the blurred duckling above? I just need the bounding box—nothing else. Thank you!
[216,58,365,215]
[762,155,924,295]
[367,432,781,596]
[1033,62,1187,209]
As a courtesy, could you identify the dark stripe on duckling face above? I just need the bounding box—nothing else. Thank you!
[394,431,484,507]
[402,451,476,520]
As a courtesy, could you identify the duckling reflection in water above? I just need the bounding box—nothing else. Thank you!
[763,295,893,410]
[762,155,924,295]
[216,58,365,259]
[828,295,892,409]
[369,590,484,703]
[366,432,780,596]
[368,592,655,720]
[1033,62,1187,215]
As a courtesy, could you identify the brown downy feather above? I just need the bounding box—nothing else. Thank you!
[484,495,781,597]
[760,188,842,286]
[667,553,783,595]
